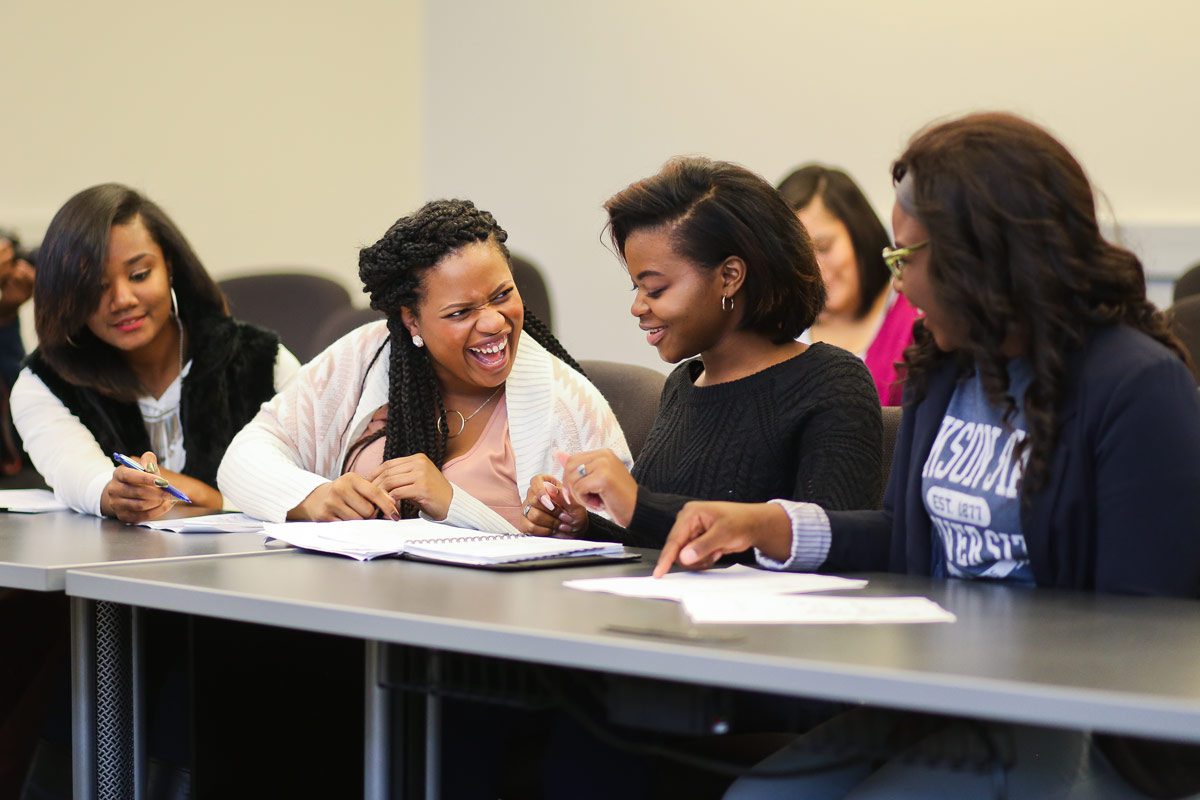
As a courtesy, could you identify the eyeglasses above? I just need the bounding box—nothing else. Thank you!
[881,240,929,280]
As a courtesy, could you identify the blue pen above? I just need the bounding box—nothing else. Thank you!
[112,452,193,503]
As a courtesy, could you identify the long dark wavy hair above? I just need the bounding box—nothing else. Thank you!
[35,184,228,401]
[895,112,1187,496]
[777,164,893,319]
[356,199,583,516]
[605,157,825,343]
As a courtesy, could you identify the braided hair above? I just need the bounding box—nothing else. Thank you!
[356,199,583,516]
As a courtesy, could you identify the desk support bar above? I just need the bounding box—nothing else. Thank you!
[365,640,391,800]
[72,597,97,800]
[94,600,136,799]
[425,651,440,800]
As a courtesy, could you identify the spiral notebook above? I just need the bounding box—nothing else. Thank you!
[260,518,628,566]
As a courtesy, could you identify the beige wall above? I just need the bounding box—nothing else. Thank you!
[423,0,1200,370]
[4,0,423,303]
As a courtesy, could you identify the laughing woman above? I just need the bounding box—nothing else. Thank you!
[218,199,629,529]
[11,184,300,521]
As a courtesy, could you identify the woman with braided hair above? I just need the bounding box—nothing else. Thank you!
[219,199,630,530]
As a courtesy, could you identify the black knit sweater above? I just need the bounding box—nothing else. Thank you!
[596,343,883,548]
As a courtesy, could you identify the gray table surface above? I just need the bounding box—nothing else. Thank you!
[0,510,285,591]
[65,550,1200,744]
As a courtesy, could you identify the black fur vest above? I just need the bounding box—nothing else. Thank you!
[25,315,281,487]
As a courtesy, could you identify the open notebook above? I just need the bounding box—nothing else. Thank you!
[260,518,629,567]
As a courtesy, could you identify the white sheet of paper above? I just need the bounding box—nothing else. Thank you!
[682,594,956,625]
[0,489,69,513]
[137,513,266,533]
[563,564,867,601]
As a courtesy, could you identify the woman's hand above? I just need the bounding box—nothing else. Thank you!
[560,449,638,527]
[289,474,401,521]
[521,474,588,536]
[653,501,793,577]
[372,454,454,520]
[100,451,179,523]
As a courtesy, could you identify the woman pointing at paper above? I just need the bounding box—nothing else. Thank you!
[524,157,883,547]
[654,114,1200,799]
[219,199,629,528]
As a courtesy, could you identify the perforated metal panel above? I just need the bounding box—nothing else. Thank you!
[94,601,134,799]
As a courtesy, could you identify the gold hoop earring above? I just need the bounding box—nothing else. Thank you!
[721,294,734,312]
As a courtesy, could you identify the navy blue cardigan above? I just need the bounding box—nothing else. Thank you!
[822,324,1200,598]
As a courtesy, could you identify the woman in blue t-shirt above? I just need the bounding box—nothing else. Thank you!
[654,112,1200,799]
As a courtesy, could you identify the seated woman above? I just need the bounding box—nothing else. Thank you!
[778,164,919,405]
[655,113,1200,799]
[218,199,629,528]
[523,157,882,550]
[12,184,300,521]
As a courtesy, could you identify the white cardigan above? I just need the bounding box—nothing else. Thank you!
[217,321,632,531]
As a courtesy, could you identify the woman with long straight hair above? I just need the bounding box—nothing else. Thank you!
[12,183,300,520]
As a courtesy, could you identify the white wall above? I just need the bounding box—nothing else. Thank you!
[4,0,424,302]
[423,0,1200,370]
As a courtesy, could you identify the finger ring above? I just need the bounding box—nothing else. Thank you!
[577,464,588,478]
[522,504,532,517]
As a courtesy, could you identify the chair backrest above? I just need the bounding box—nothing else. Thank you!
[511,254,553,332]
[1167,295,1200,385]
[578,360,666,461]
[1174,262,1200,304]
[312,306,387,356]
[879,405,903,508]
[219,273,352,363]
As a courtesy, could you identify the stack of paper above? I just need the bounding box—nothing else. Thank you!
[137,513,266,533]
[0,489,69,513]
[565,565,956,626]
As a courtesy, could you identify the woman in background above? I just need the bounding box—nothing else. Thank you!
[778,164,919,404]
[12,183,299,521]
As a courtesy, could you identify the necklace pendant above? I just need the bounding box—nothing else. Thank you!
[437,410,468,438]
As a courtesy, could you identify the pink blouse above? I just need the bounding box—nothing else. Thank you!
[863,292,921,406]
[345,397,525,528]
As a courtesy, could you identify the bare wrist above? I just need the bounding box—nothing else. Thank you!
[756,504,794,562]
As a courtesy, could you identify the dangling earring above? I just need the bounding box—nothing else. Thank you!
[411,334,424,348]
[721,294,734,312]
[65,333,79,348]
[170,286,180,320]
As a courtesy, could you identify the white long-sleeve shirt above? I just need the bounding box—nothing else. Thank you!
[217,321,632,530]
[11,345,300,516]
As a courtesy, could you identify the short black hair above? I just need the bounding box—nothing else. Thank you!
[777,164,892,319]
[604,157,825,342]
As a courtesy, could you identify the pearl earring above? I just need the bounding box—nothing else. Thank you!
[412,334,424,348]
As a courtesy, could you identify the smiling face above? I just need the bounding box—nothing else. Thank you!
[624,225,731,364]
[797,195,860,319]
[401,240,524,394]
[85,215,176,357]
[891,200,965,352]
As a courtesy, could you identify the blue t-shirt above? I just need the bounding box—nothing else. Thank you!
[921,359,1035,584]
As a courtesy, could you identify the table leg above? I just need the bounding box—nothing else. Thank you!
[71,597,96,800]
[73,599,141,800]
[425,651,440,800]
[365,640,391,800]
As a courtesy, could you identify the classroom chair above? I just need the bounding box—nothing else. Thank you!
[312,305,386,353]
[219,272,352,363]
[1173,261,1200,304]
[880,405,902,508]
[1167,295,1200,385]
[511,255,554,333]
[578,360,666,461]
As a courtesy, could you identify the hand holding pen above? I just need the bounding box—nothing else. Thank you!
[112,453,192,503]
[101,451,192,523]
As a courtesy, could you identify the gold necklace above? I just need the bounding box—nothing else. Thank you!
[437,385,503,438]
